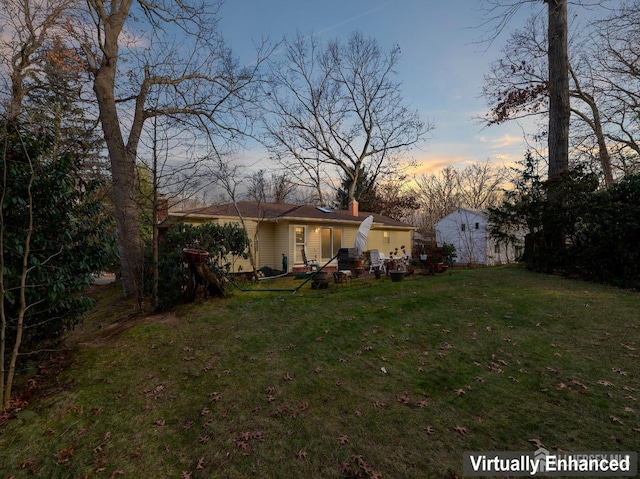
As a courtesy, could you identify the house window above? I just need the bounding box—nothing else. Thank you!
[383,231,390,243]
[294,226,306,263]
[461,224,466,232]
[475,223,480,230]
[321,228,342,259]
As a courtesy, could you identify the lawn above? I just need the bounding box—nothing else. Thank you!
[1,265,639,478]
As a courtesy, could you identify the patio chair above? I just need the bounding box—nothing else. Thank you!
[369,249,386,274]
[301,248,319,272]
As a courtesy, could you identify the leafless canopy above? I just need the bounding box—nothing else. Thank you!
[262,31,432,204]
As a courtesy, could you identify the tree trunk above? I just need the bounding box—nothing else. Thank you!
[547,0,570,181]
[544,0,571,269]
[2,141,34,409]
[93,69,144,301]
[88,0,143,302]
[569,67,614,187]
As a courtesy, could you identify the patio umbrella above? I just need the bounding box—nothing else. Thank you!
[353,215,374,256]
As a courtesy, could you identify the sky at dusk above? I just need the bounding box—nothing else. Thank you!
[217,0,539,177]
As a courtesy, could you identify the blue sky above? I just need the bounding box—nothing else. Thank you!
[217,0,537,176]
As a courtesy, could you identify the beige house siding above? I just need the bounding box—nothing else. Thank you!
[367,228,413,257]
[255,222,276,270]
[274,223,289,270]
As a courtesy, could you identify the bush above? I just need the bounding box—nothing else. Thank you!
[1,125,116,348]
[490,152,640,288]
[151,222,250,310]
[569,174,640,287]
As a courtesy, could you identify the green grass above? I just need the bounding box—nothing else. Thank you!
[1,266,639,478]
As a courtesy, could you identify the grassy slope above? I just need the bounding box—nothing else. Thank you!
[1,266,639,478]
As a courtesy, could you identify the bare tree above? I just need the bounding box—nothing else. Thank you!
[0,0,79,121]
[414,161,507,233]
[481,0,573,183]
[594,0,640,175]
[263,31,432,204]
[71,0,270,301]
[205,155,261,279]
[482,7,616,185]
[415,166,462,231]
[246,169,299,204]
[137,115,215,307]
[458,161,509,209]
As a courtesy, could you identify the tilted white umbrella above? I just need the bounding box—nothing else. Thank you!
[353,215,374,256]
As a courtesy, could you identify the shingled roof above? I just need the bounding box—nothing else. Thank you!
[165,201,413,229]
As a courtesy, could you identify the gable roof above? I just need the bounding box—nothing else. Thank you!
[163,201,414,229]
[435,207,488,225]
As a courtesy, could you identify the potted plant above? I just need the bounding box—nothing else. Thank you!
[389,270,405,282]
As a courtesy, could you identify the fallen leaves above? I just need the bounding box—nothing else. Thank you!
[18,459,38,475]
[53,445,76,466]
[454,425,468,436]
[528,438,546,449]
[232,431,264,454]
[341,454,382,479]
[597,380,615,387]
[611,416,624,425]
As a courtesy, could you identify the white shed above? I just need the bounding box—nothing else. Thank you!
[435,208,520,266]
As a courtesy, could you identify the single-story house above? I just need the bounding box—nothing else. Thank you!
[434,207,523,266]
[159,200,415,273]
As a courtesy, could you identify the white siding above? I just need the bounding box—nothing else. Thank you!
[436,209,489,265]
[435,208,521,266]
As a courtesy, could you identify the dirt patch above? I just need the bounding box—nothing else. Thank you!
[70,310,182,348]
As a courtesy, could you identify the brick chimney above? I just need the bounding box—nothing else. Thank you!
[348,199,359,217]
[157,196,169,222]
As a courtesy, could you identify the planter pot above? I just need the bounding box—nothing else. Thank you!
[311,271,330,289]
[389,270,405,282]
[374,269,382,279]
[183,248,209,263]
[350,258,364,278]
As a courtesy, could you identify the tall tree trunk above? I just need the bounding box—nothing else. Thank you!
[545,0,571,269]
[547,0,570,180]
[89,0,143,301]
[94,71,143,301]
